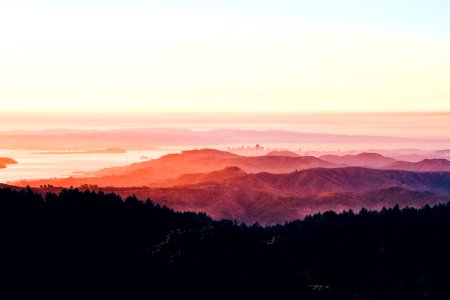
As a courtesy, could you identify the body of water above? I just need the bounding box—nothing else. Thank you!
[2,141,450,183]
[0,148,179,182]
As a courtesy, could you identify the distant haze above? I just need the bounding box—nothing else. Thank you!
[1,112,449,141]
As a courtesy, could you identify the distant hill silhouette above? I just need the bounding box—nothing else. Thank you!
[235,167,450,195]
[385,158,450,172]
[0,128,421,149]
[164,166,246,186]
[319,152,397,168]
[265,150,300,157]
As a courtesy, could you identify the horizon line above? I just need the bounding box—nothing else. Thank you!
[1,110,450,115]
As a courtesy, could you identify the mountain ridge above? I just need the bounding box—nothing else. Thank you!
[385,158,450,172]
[11,149,335,187]
[319,152,397,168]
[17,166,450,224]
[0,128,429,150]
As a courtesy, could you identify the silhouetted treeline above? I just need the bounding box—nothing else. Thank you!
[1,187,449,299]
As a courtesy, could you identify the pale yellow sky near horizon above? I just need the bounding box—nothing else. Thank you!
[1,3,450,113]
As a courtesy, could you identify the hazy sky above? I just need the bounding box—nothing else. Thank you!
[1,0,449,113]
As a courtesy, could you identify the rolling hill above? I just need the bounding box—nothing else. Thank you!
[319,152,397,168]
[92,167,450,224]
[12,149,335,187]
[265,150,300,157]
[106,186,450,225]
[385,158,450,172]
[9,149,450,224]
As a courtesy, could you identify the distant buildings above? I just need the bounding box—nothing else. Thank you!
[227,144,266,152]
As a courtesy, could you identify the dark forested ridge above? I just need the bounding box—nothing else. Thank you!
[1,187,450,299]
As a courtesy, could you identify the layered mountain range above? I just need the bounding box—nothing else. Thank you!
[0,128,426,150]
[10,149,450,224]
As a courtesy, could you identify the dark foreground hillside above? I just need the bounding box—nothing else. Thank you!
[1,187,450,299]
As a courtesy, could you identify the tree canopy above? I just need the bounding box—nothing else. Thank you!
[1,187,449,299]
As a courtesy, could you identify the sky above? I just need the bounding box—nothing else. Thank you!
[0,0,449,113]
